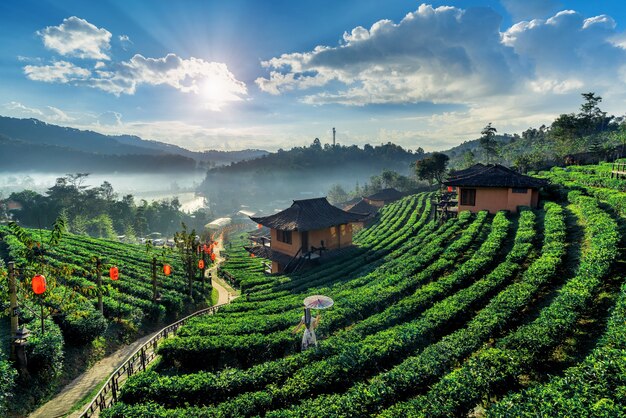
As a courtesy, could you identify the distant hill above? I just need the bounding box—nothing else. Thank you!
[199,142,421,214]
[0,116,268,172]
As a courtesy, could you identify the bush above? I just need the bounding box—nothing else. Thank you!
[0,351,17,416]
[59,304,108,345]
[26,319,64,379]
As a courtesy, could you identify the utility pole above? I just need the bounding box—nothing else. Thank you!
[96,258,103,314]
[8,262,18,360]
[333,127,336,147]
[152,257,158,301]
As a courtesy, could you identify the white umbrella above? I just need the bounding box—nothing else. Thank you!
[303,295,334,310]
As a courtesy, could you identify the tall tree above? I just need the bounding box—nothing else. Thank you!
[479,123,499,163]
[415,152,449,186]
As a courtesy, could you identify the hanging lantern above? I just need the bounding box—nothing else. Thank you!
[163,264,172,276]
[211,253,216,261]
[257,223,262,230]
[32,274,46,294]
[447,186,454,192]
[198,259,205,269]
[109,266,119,281]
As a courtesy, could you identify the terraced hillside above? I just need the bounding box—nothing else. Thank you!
[92,186,625,417]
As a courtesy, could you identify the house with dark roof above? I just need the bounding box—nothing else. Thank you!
[363,188,404,207]
[343,198,379,228]
[444,164,547,214]
[247,197,367,274]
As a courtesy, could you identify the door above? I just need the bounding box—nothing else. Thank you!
[301,231,309,253]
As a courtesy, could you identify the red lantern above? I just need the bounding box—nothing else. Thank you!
[32,274,46,294]
[109,266,119,281]
[447,186,453,192]
[257,223,262,230]
[210,253,216,261]
[163,264,172,276]
[198,259,205,269]
[250,253,255,258]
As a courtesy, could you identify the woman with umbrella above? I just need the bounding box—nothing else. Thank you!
[292,295,333,351]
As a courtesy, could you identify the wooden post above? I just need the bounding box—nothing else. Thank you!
[96,258,103,314]
[8,262,18,360]
[151,257,158,302]
[201,251,206,290]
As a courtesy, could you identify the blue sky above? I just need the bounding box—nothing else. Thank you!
[1,0,626,151]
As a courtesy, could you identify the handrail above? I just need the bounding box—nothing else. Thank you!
[283,246,302,274]
[79,302,227,417]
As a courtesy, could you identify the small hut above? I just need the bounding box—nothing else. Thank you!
[444,164,546,214]
[363,188,404,207]
[247,197,366,274]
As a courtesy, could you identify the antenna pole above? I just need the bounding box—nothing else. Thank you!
[332,127,336,147]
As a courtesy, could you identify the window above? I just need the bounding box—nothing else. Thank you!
[330,226,337,238]
[460,188,476,206]
[340,224,346,236]
[512,187,528,194]
[276,230,292,244]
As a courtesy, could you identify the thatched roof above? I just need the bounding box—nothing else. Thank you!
[444,164,547,188]
[365,188,404,201]
[250,197,367,232]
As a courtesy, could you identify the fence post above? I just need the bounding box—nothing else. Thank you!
[111,378,117,402]
[140,347,146,370]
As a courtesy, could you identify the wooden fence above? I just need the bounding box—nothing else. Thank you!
[611,162,626,179]
[79,303,225,417]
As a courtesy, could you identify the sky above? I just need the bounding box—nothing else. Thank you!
[1,0,626,152]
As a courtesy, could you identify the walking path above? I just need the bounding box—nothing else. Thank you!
[30,330,160,418]
[31,234,236,418]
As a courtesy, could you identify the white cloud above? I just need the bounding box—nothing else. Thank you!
[23,61,91,83]
[46,106,73,122]
[39,16,112,60]
[24,51,247,110]
[256,4,527,105]
[502,10,626,84]
[97,111,122,126]
[501,0,561,21]
[3,102,73,123]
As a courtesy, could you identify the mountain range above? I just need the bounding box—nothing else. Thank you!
[0,116,268,172]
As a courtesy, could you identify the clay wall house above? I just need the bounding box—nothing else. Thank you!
[247,197,366,274]
[444,164,546,214]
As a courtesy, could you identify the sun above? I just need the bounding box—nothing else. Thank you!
[201,78,236,111]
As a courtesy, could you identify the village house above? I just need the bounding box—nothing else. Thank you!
[247,197,366,274]
[363,187,404,207]
[444,164,546,214]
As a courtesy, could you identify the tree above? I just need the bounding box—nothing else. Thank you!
[461,150,476,169]
[479,123,499,163]
[415,152,449,186]
[327,184,348,205]
[174,223,199,298]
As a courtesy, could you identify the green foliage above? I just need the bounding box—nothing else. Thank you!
[58,303,108,345]
[414,152,449,185]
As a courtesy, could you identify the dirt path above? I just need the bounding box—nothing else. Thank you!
[30,330,160,418]
[210,234,238,304]
[32,234,237,418]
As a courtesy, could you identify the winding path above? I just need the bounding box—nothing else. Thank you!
[30,234,236,418]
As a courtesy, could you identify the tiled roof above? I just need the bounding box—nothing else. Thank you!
[444,164,547,188]
[250,197,367,231]
[345,199,378,216]
[365,188,404,201]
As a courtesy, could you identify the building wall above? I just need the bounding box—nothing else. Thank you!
[271,261,280,274]
[506,188,535,211]
[458,187,538,214]
[270,228,301,257]
[308,223,354,251]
